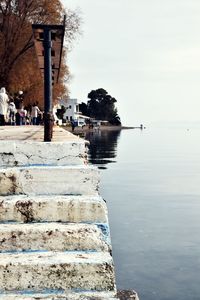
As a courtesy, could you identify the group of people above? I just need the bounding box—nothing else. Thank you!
[0,87,42,126]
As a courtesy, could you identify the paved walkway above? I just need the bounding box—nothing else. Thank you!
[0,126,79,142]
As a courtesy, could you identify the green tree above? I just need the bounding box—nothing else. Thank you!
[87,88,121,125]
[56,105,66,120]
[79,102,88,116]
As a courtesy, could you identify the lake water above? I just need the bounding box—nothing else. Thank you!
[85,127,200,300]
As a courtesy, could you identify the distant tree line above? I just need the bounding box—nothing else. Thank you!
[79,88,121,125]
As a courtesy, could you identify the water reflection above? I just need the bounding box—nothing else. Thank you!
[85,130,121,169]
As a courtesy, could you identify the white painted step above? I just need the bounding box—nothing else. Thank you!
[0,291,140,299]
[0,291,119,299]
[0,166,99,196]
[0,252,116,292]
[0,223,110,252]
[0,140,87,167]
[0,195,108,223]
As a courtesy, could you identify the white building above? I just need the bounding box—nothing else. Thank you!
[57,98,89,126]
[62,98,79,121]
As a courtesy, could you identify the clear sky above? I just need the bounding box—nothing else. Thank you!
[62,0,200,126]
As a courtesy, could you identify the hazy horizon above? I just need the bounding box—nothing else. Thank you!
[62,0,200,126]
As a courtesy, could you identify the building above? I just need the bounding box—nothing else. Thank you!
[57,98,89,126]
[62,98,79,122]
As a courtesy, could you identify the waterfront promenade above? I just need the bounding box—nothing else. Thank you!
[0,125,79,141]
[0,126,139,300]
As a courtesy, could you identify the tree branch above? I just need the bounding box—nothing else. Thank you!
[9,34,34,69]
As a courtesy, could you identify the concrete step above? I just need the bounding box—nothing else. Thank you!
[0,166,99,196]
[0,251,116,292]
[0,291,140,300]
[0,195,107,223]
[0,140,87,167]
[0,291,119,299]
[0,223,110,253]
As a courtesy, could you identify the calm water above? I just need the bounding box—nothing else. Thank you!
[85,128,200,300]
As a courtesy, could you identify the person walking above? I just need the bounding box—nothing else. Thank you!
[31,103,41,125]
[71,119,76,132]
[0,87,9,126]
[8,99,16,125]
[14,91,24,126]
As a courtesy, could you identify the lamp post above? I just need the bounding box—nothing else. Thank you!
[43,27,52,141]
[32,18,65,141]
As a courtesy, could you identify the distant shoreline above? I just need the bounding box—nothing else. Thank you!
[62,125,135,133]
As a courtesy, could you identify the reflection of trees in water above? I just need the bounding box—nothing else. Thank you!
[85,130,121,169]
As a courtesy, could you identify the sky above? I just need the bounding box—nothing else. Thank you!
[62,0,200,126]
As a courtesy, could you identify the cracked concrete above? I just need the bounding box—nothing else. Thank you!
[0,141,87,167]
[0,252,115,292]
[0,291,120,300]
[0,223,110,252]
[0,291,140,300]
[0,127,139,299]
[0,195,108,223]
[0,166,100,196]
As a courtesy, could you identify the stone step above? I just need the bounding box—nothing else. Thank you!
[0,251,116,292]
[0,291,119,299]
[0,291,140,299]
[0,195,107,223]
[0,166,99,196]
[0,140,87,167]
[0,223,110,253]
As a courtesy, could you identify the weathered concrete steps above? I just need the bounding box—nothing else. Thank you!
[0,140,87,167]
[0,252,115,291]
[0,195,108,223]
[0,291,139,300]
[0,223,110,252]
[0,291,119,299]
[0,127,139,300]
[0,128,118,299]
[0,166,99,196]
